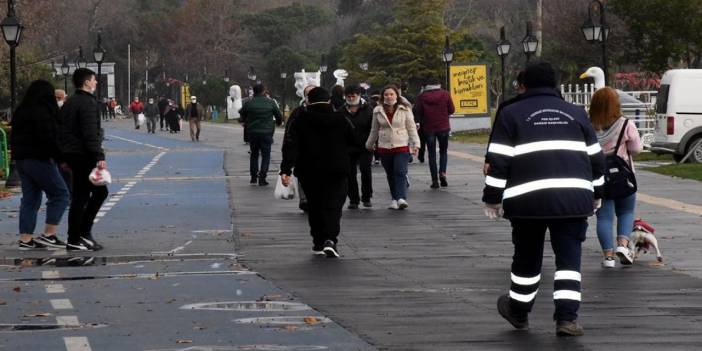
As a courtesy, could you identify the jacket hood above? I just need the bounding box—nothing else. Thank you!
[302,103,338,125]
[420,89,449,106]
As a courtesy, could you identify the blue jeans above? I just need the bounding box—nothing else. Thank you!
[248,133,273,179]
[379,152,410,200]
[16,159,70,235]
[596,193,636,251]
[425,130,450,181]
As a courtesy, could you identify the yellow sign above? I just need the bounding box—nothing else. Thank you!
[180,83,190,109]
[449,64,489,117]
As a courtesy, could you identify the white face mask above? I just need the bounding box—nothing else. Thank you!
[345,97,361,106]
[383,98,397,106]
[57,101,64,108]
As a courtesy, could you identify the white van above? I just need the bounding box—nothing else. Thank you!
[651,69,702,163]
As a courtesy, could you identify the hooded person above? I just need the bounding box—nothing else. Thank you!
[280,87,355,258]
[283,84,316,212]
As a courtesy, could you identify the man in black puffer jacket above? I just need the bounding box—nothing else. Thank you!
[280,87,355,258]
[339,84,374,209]
[60,68,109,252]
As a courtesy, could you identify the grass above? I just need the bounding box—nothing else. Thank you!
[633,152,674,162]
[450,130,490,144]
[646,163,702,182]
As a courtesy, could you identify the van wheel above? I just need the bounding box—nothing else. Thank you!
[686,137,702,163]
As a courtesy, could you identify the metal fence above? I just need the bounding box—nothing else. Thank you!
[560,84,658,147]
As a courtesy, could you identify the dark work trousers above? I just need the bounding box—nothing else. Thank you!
[417,129,427,162]
[508,218,588,322]
[65,157,109,244]
[347,150,373,204]
[425,130,450,181]
[299,176,348,246]
[159,114,166,130]
[248,133,273,180]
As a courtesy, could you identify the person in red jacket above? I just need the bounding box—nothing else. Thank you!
[129,97,144,129]
[414,77,455,188]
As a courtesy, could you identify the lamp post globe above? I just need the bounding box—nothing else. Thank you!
[359,62,368,71]
[441,35,453,91]
[581,0,609,85]
[93,32,106,101]
[497,26,511,102]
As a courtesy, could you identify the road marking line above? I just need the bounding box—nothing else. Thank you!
[96,212,106,218]
[57,315,80,326]
[64,336,92,351]
[42,271,60,279]
[50,299,74,310]
[449,148,702,216]
[153,240,193,255]
[46,284,65,293]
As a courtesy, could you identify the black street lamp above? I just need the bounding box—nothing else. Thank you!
[441,35,454,91]
[224,69,230,83]
[280,71,287,111]
[319,54,328,88]
[60,55,70,92]
[359,62,368,71]
[1,0,23,119]
[247,66,256,83]
[93,31,106,102]
[581,0,609,85]
[522,22,539,63]
[496,26,512,102]
[75,46,87,69]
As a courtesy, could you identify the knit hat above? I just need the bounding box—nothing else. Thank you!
[307,87,330,104]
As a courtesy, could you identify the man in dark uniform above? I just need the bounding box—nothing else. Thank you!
[483,62,605,337]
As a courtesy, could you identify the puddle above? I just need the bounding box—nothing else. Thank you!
[180,301,311,312]
[145,346,328,351]
[0,323,107,332]
[10,257,101,267]
[232,316,332,326]
[0,270,254,283]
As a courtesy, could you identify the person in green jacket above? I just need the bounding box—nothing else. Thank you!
[239,84,283,186]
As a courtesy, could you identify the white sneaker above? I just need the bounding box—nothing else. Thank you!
[616,246,634,265]
[602,256,616,268]
[388,200,399,210]
[397,198,409,210]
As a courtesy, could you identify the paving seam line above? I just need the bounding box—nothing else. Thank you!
[448,149,702,216]
[41,271,91,350]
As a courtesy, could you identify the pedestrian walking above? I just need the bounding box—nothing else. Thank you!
[365,85,420,210]
[280,87,355,258]
[589,87,643,268]
[11,80,71,250]
[158,96,169,131]
[100,97,109,121]
[239,84,283,186]
[55,89,67,108]
[164,100,181,133]
[283,84,316,212]
[483,62,605,337]
[341,84,374,209]
[185,95,205,142]
[108,98,117,119]
[55,89,73,191]
[144,98,159,134]
[60,68,110,251]
[414,77,455,188]
[129,96,144,129]
[330,85,345,111]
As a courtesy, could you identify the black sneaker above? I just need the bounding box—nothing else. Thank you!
[80,236,103,251]
[250,177,257,184]
[18,239,47,250]
[347,203,359,210]
[497,294,529,330]
[66,242,92,251]
[35,234,66,249]
[323,240,339,258]
[556,320,584,337]
[440,176,448,187]
[312,245,325,255]
[430,181,440,189]
[362,201,372,208]
[299,201,309,212]
[258,178,269,186]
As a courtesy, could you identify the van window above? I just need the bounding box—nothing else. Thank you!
[656,84,669,114]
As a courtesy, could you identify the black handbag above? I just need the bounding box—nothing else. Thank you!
[603,119,637,199]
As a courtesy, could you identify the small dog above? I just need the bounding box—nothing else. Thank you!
[628,218,663,262]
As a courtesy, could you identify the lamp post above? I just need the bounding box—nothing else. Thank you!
[581,0,609,85]
[75,46,87,69]
[145,52,149,98]
[359,62,368,72]
[319,54,328,88]
[60,55,70,92]
[1,0,23,119]
[93,31,106,102]
[496,26,512,102]
[280,71,287,111]
[441,35,454,91]
[224,69,230,83]
[522,22,539,63]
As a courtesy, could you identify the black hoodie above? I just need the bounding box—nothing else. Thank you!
[10,100,62,161]
[280,103,355,178]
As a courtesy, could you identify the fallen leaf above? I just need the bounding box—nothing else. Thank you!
[24,312,52,317]
[12,287,21,293]
[193,326,206,330]
[303,317,320,325]
[166,298,177,304]
[284,325,298,331]
[176,339,192,344]
[0,300,7,305]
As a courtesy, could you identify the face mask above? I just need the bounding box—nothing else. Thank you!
[345,97,361,106]
[383,97,397,106]
[57,101,64,108]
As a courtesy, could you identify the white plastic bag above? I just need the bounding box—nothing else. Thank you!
[137,113,146,126]
[89,167,112,186]
[274,175,297,200]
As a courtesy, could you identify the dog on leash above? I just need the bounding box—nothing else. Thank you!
[629,218,663,262]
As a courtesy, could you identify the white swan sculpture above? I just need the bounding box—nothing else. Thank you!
[579,67,645,105]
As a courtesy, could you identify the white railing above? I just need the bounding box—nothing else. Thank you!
[560,84,658,147]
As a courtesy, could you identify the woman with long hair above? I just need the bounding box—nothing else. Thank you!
[10,80,70,249]
[366,85,420,210]
[589,87,643,268]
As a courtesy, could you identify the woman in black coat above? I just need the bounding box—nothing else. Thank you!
[10,80,70,250]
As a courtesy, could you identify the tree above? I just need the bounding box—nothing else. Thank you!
[610,0,702,72]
